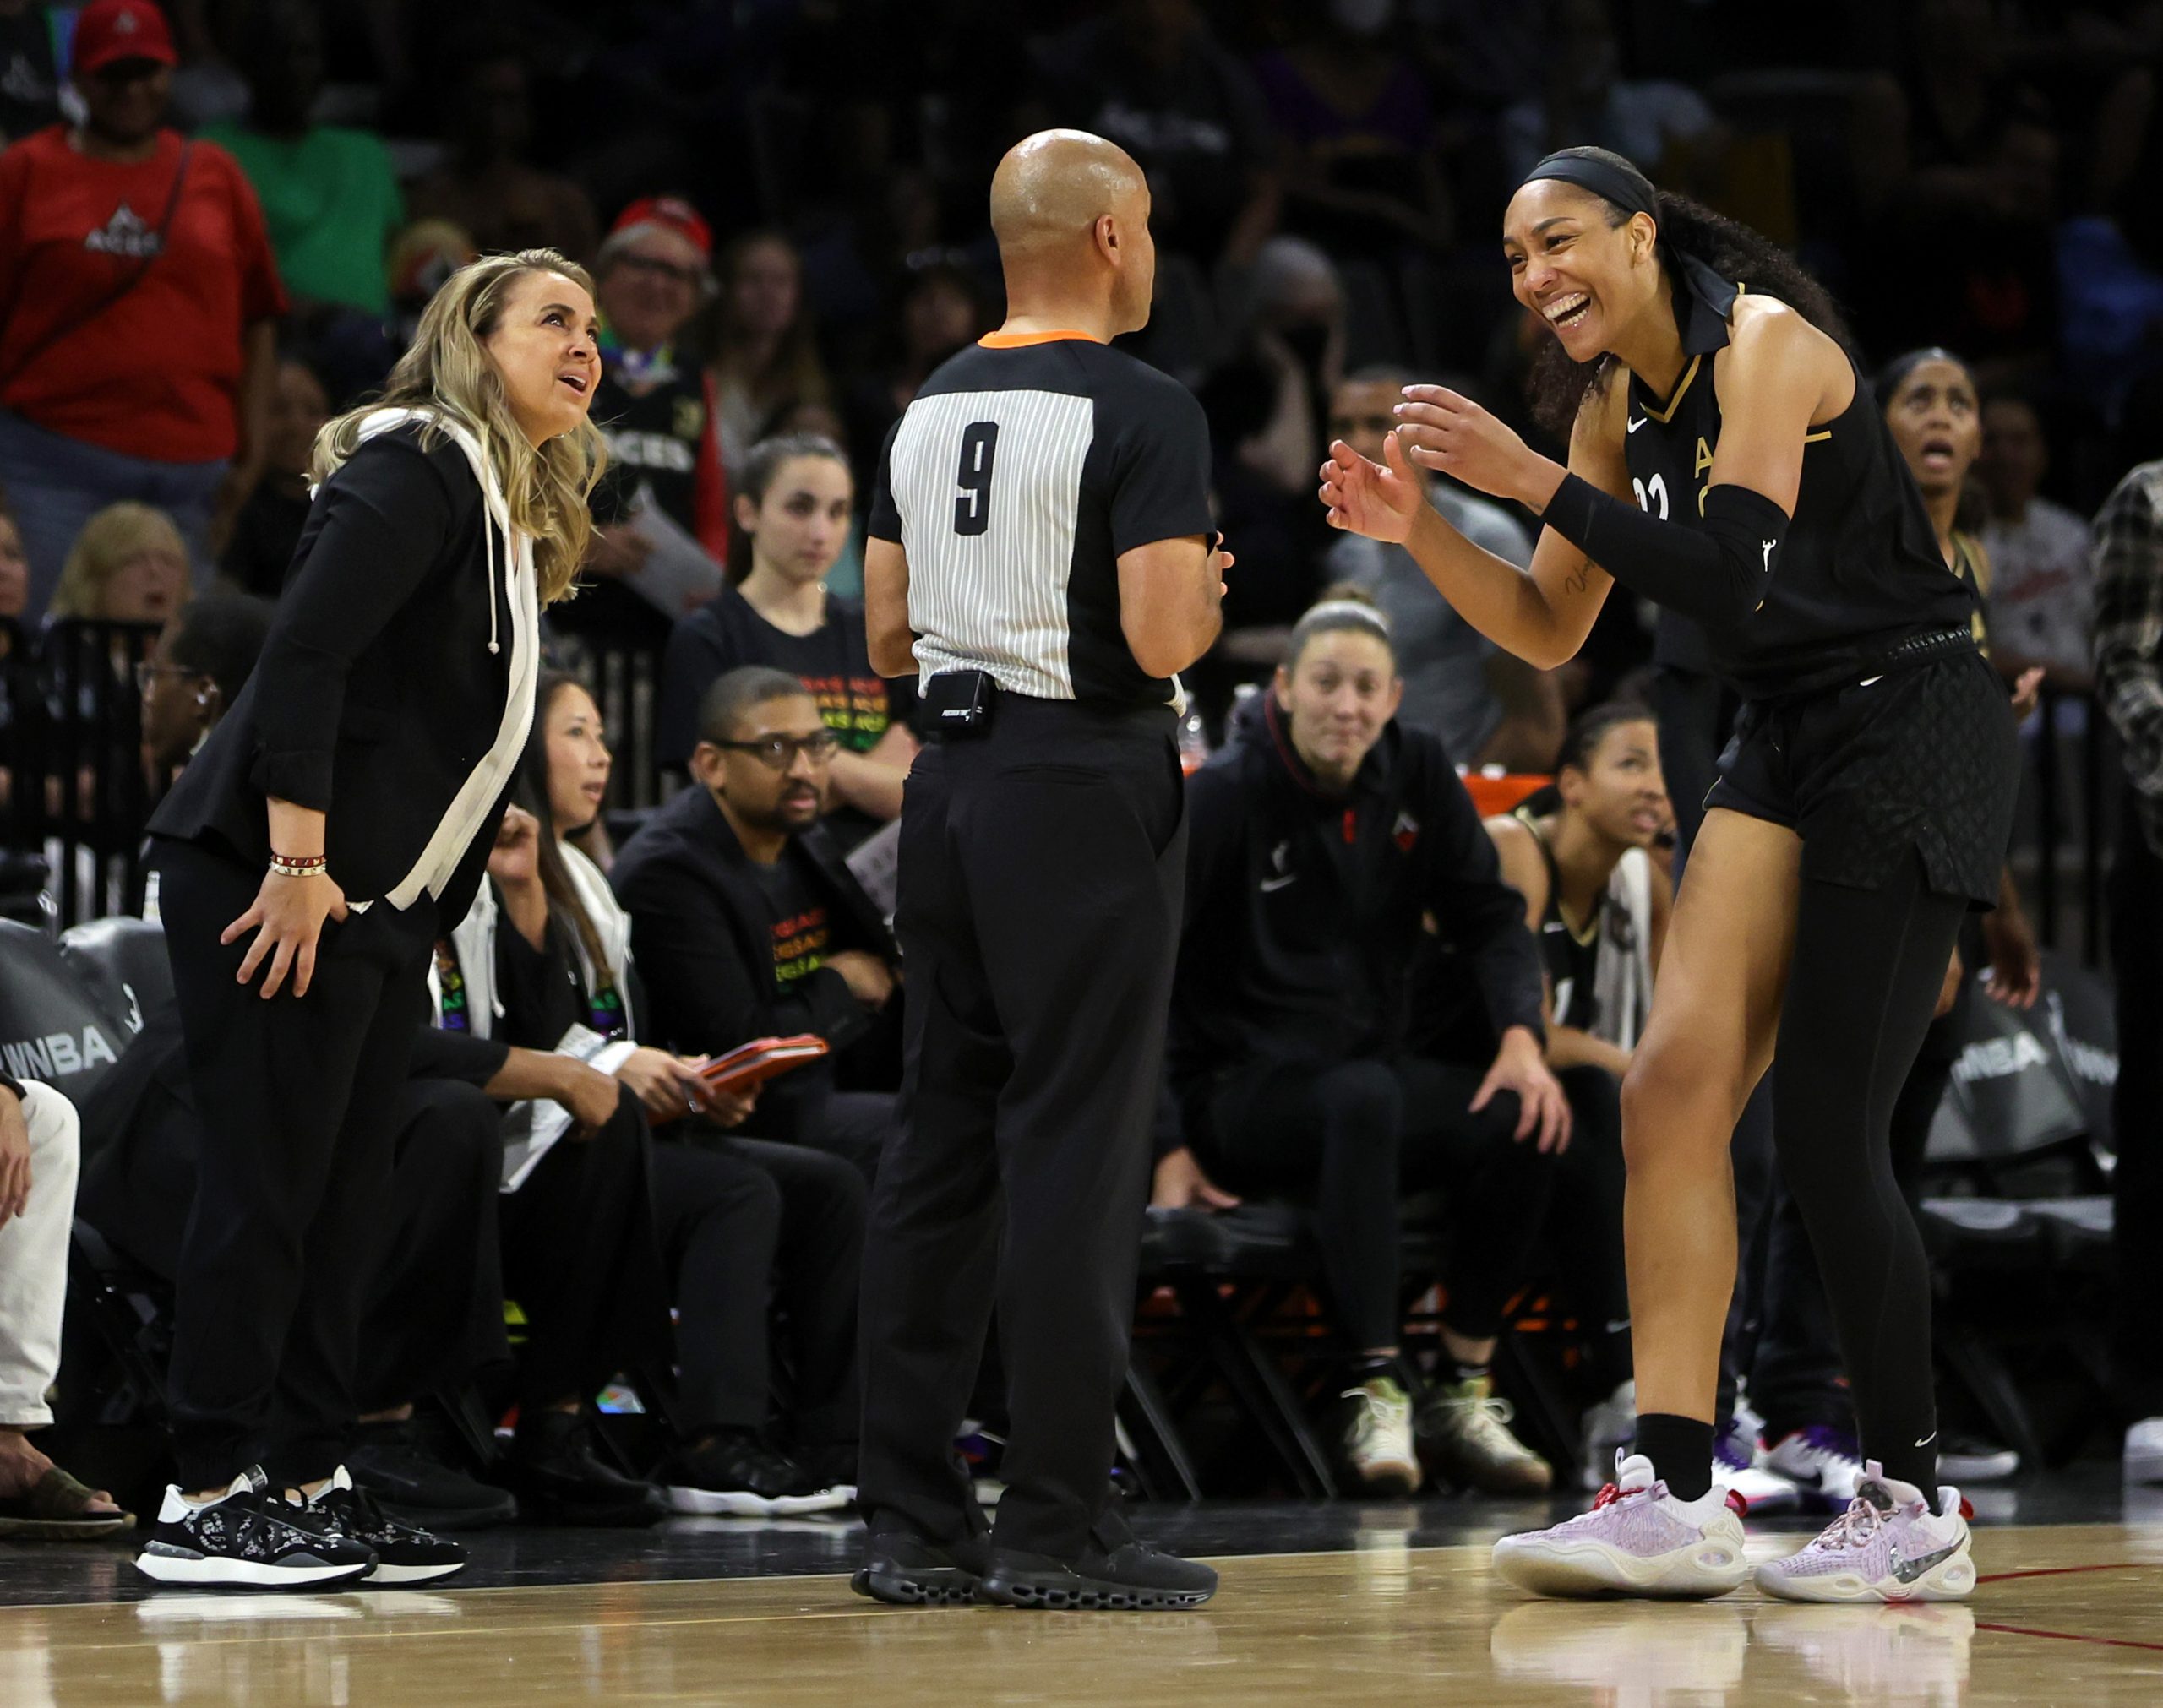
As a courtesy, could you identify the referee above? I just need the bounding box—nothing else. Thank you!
[852,130,1228,1612]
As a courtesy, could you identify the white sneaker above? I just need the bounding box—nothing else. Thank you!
[1711,1413,1801,1515]
[1579,1379,1635,1491]
[1755,1462,1976,1603]
[1342,1373,1422,1496]
[1761,1424,1867,1509]
[2124,1417,2163,1485]
[1491,1452,1749,1599]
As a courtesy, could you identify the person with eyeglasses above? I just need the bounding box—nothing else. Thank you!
[136,593,274,775]
[612,665,902,1182]
[555,197,732,654]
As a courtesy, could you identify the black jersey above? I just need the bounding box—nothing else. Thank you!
[1512,807,1603,1032]
[868,333,1214,710]
[1621,275,1975,699]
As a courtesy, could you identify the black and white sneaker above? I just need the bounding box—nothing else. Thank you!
[305,1466,468,1585]
[133,1467,376,1590]
[662,1430,851,1517]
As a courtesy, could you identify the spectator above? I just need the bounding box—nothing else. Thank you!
[46,502,190,627]
[0,1074,131,1538]
[1031,0,1280,268]
[1979,390,2098,687]
[136,591,273,771]
[216,356,328,599]
[1158,597,1568,1496]
[0,507,41,825]
[201,0,406,318]
[705,231,832,477]
[0,0,286,617]
[1324,367,1565,771]
[0,0,59,144]
[1499,0,1720,188]
[1251,0,1452,258]
[440,672,863,1515]
[406,38,600,265]
[613,666,902,1181]
[2089,454,2163,1488]
[841,261,989,502]
[657,434,916,845]
[558,196,731,655]
[1483,702,1672,1488]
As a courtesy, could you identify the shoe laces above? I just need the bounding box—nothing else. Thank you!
[1813,1492,1889,1553]
[1445,1392,1524,1453]
[1340,1381,1412,1444]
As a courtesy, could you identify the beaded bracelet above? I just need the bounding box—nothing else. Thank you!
[268,852,329,878]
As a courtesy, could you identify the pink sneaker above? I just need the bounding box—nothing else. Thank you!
[1754,1462,1976,1602]
[1491,1452,1749,1599]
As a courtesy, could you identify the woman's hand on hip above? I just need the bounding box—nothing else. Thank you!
[223,870,349,999]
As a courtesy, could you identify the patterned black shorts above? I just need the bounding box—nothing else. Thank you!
[1704,642,2019,906]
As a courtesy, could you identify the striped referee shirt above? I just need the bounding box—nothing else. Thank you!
[867,330,1214,709]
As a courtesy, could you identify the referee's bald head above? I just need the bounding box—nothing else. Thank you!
[989,129,1156,334]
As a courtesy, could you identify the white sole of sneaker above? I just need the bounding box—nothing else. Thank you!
[1754,1533,1977,1604]
[1492,1532,1750,1600]
[665,1485,852,1518]
[771,1487,853,1515]
[133,1552,373,1589]
[362,1560,468,1586]
[2123,1446,2163,1485]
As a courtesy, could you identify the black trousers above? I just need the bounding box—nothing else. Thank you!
[858,699,1185,1558]
[1197,1056,1556,1351]
[156,838,440,1490]
[653,1134,865,1445]
[1543,1063,1632,1395]
[2111,795,2163,1418]
[498,1084,669,1416]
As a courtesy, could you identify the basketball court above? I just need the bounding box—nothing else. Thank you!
[4,1482,2159,1705]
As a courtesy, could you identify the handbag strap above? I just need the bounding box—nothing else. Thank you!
[0,139,196,394]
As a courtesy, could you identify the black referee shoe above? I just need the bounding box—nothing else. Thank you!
[851,1521,990,1606]
[304,1467,468,1585]
[133,1467,376,1590]
[979,1512,1217,1611]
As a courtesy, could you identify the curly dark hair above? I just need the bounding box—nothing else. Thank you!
[1523,148,1855,438]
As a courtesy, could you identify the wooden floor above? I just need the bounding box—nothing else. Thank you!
[3,1522,2160,1706]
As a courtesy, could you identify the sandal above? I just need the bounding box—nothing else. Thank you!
[0,1466,135,1541]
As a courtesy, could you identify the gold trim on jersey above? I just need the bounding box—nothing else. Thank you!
[1637,354,1701,423]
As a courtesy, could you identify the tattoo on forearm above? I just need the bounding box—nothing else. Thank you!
[1564,563,1591,596]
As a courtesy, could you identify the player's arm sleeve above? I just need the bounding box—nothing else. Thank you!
[1539,472,1790,633]
[1108,381,1217,555]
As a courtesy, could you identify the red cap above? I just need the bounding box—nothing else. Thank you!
[607,196,712,264]
[73,0,178,74]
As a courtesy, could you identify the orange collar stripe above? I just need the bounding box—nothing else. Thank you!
[978,329,1104,348]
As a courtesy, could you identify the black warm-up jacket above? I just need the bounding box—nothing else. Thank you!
[1169,692,1544,1096]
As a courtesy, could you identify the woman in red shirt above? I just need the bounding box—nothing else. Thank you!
[0,0,285,621]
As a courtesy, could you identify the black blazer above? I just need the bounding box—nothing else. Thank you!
[608,784,896,1059]
[150,424,517,923]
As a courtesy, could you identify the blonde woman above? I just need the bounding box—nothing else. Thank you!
[46,503,190,627]
[137,250,606,1590]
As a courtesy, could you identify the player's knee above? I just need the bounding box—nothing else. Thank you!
[1620,1042,1739,1173]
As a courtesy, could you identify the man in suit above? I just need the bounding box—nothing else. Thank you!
[611,666,901,1179]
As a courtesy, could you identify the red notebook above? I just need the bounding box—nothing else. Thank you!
[698,1034,829,1096]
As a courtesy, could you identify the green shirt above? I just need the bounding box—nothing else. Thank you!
[200,122,404,314]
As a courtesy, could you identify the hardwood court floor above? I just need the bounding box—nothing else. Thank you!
[3,1518,2160,1707]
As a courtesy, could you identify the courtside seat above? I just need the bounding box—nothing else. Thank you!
[1139,1205,1236,1272]
[2021,1196,2114,1275]
[59,915,172,1038]
[1919,1196,2046,1268]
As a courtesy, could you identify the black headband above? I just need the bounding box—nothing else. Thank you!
[1520,151,1656,223]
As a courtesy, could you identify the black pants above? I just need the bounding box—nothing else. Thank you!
[1197,1057,1556,1351]
[653,1135,865,1446]
[156,838,440,1490]
[858,699,1185,1558]
[498,1084,670,1416]
[2111,795,2163,1418]
[752,1085,899,1187]
[1543,1063,1632,1395]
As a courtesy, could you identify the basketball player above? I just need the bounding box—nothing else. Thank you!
[1320,147,2019,1602]
[852,131,1227,1610]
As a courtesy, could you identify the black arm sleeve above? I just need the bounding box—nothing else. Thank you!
[1107,380,1217,556]
[1420,759,1547,1042]
[247,435,460,808]
[1540,473,1792,632]
[867,418,903,543]
[408,1026,510,1086]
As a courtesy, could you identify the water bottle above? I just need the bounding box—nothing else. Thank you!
[1178,706,1210,775]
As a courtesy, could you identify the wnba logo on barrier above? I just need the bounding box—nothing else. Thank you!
[1,1025,122,1081]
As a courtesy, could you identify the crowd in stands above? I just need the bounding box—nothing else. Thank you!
[1,0,2161,1534]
